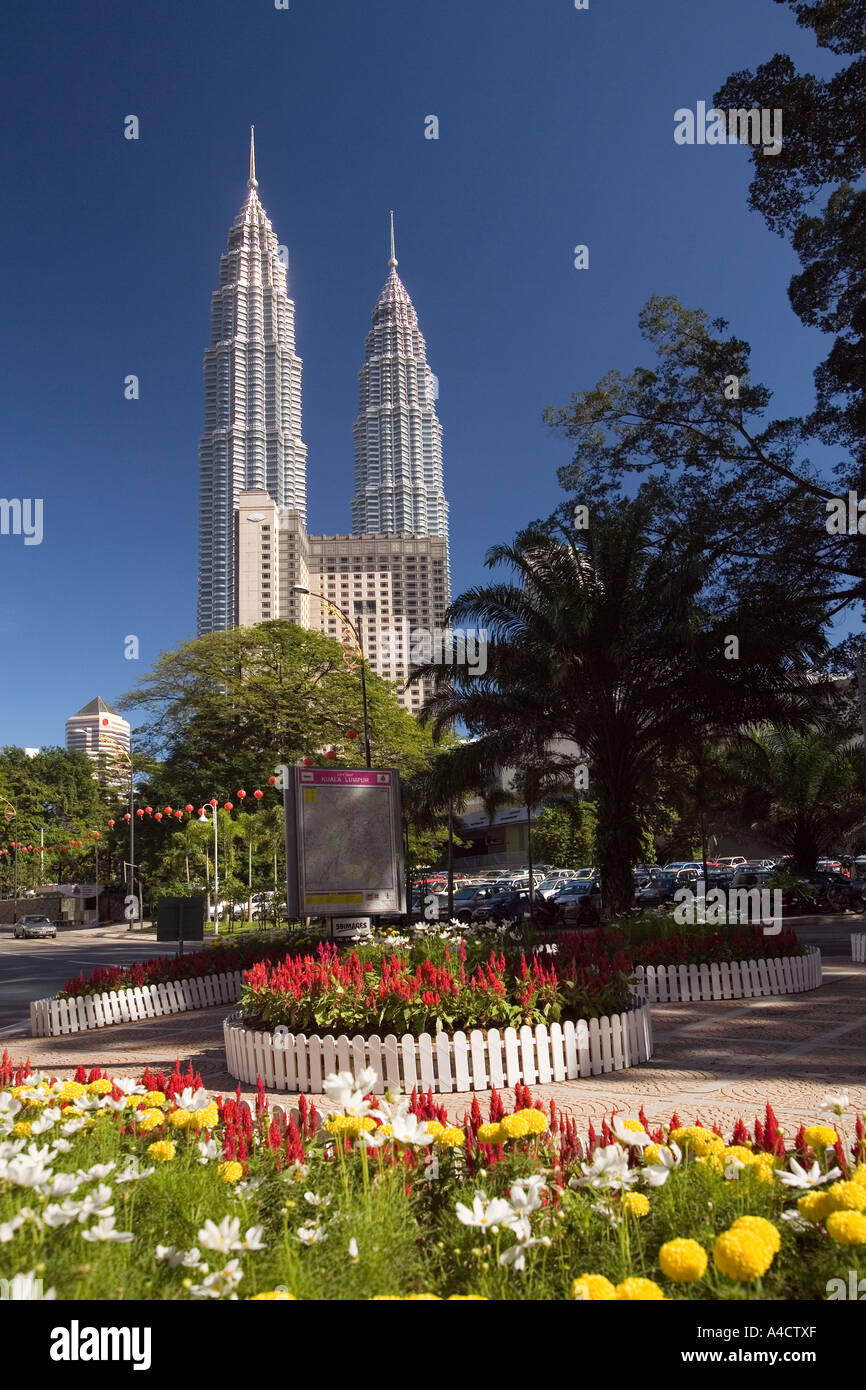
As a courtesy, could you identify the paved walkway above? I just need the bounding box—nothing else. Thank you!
[7,954,865,1133]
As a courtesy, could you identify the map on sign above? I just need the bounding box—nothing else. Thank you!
[295,768,404,915]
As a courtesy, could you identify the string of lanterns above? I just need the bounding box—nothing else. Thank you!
[2,736,362,852]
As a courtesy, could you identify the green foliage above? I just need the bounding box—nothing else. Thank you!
[531,802,596,868]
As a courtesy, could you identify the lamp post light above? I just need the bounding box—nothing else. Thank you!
[199,802,220,934]
[293,584,372,769]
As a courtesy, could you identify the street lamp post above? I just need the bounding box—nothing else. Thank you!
[293,584,372,768]
[199,803,219,935]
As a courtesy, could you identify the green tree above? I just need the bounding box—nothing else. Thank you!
[532,802,597,870]
[727,726,866,870]
[715,1,866,470]
[412,500,831,914]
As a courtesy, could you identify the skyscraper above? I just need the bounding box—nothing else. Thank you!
[350,214,449,568]
[197,130,307,635]
[201,138,450,711]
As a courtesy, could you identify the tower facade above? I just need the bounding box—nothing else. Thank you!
[350,217,449,566]
[197,131,307,635]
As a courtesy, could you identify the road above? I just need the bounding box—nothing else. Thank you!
[0,912,859,1040]
[0,927,173,1036]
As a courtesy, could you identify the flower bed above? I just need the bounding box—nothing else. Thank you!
[1,1050,864,1302]
[223,997,654,1094]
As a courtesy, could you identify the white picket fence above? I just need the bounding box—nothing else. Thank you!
[223,999,654,1095]
[29,970,245,1038]
[853,935,866,964]
[633,948,821,1004]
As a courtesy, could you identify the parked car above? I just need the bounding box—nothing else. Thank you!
[636,868,699,908]
[536,877,568,900]
[13,914,57,940]
[450,884,503,923]
[715,856,748,869]
[553,879,602,926]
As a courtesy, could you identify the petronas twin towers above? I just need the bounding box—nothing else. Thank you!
[197,130,450,669]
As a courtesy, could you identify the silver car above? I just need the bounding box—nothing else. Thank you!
[13,914,57,939]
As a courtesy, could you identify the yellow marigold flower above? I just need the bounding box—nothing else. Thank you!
[404,1293,441,1300]
[571,1274,617,1301]
[142,1090,166,1107]
[797,1191,831,1223]
[168,1110,191,1129]
[669,1125,723,1157]
[729,1216,780,1255]
[12,1121,32,1137]
[621,1119,646,1135]
[437,1127,466,1148]
[86,1078,113,1095]
[713,1228,776,1281]
[137,1110,166,1132]
[94,1108,110,1118]
[615,1277,665,1300]
[219,1161,244,1184]
[500,1112,534,1140]
[191,1105,219,1128]
[424,1121,445,1139]
[146,1140,176,1162]
[378,1123,392,1138]
[521,1108,549,1135]
[825,1211,866,1245]
[7,1086,25,1098]
[477,1122,504,1145]
[447,1295,487,1300]
[658,1238,707,1283]
[621,1192,650,1218]
[723,1146,757,1165]
[248,1291,296,1300]
[823,1181,866,1214]
[57,1081,86,1103]
[324,1115,375,1138]
[851,1163,866,1187]
[804,1124,838,1152]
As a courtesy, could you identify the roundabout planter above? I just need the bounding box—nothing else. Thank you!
[223,997,654,1095]
[633,947,821,1004]
[853,934,866,964]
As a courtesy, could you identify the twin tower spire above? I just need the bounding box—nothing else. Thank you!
[196,130,449,636]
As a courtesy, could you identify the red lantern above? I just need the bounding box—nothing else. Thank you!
[94,832,100,839]
[325,749,337,760]
[175,810,183,819]
[253,789,264,798]
[268,776,277,786]
[237,789,246,799]
[210,798,218,807]
[346,729,358,740]
[155,812,163,821]
[137,809,144,817]
[197,807,204,817]
[108,819,115,827]
[302,757,314,767]
[145,806,153,815]
[124,815,131,822]
[224,802,233,811]
[165,806,172,814]
[185,804,193,813]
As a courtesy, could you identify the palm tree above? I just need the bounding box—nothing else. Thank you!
[410,499,831,914]
[731,727,866,871]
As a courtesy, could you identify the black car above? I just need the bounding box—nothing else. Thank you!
[554,878,602,926]
[636,868,700,908]
[782,871,866,915]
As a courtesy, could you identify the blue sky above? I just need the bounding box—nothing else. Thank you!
[0,0,839,747]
